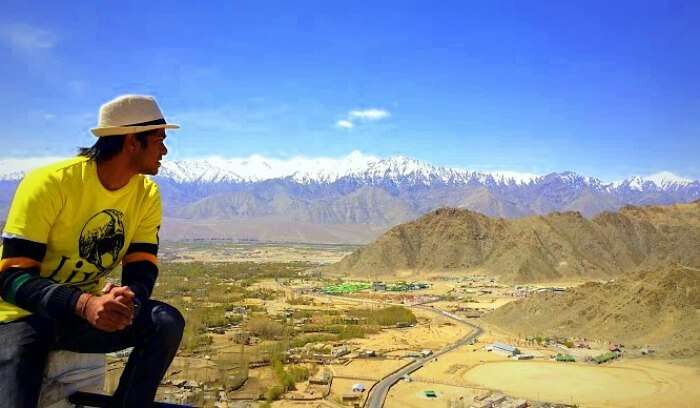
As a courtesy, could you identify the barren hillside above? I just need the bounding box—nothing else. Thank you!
[485,265,700,360]
[329,201,700,282]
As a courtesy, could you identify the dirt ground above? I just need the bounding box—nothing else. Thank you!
[386,381,479,408]
[330,359,409,381]
[271,401,344,408]
[412,279,461,296]
[462,298,514,310]
[390,345,700,407]
[463,359,700,407]
[348,308,471,353]
[328,378,375,406]
[412,346,505,383]
[403,322,700,408]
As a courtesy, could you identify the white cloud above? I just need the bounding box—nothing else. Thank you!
[335,108,390,129]
[349,109,390,121]
[0,23,56,52]
[336,119,354,129]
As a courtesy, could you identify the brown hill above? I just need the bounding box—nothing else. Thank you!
[485,265,700,360]
[329,201,700,282]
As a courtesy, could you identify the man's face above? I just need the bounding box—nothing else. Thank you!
[133,129,168,175]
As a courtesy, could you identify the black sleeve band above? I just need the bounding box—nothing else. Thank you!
[0,266,81,321]
[126,243,158,256]
[122,260,158,303]
[1,238,79,321]
[1,237,47,262]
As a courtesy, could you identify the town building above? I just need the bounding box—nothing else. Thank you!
[486,343,520,357]
[352,383,366,393]
[332,345,350,358]
[372,282,387,291]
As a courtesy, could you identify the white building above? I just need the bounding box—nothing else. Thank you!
[331,345,350,358]
[486,343,520,357]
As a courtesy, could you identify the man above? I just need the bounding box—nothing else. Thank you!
[0,95,185,407]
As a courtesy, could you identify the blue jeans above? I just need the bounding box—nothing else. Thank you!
[0,300,184,408]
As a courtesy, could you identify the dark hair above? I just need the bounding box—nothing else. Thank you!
[78,131,151,162]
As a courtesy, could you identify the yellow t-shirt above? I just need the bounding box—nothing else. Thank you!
[0,156,161,322]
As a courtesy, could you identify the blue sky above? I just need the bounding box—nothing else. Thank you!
[1,1,698,181]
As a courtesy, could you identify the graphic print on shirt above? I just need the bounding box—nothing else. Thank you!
[78,209,126,273]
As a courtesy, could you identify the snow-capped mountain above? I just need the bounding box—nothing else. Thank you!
[154,153,558,187]
[153,151,378,184]
[148,152,696,198]
[613,171,695,191]
[1,152,698,244]
[0,151,695,192]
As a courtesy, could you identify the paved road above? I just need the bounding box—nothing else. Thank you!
[365,305,483,408]
[323,296,482,408]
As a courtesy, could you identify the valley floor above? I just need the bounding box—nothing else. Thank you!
[385,322,700,408]
[100,243,699,407]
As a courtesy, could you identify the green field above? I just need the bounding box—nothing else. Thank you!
[322,282,371,294]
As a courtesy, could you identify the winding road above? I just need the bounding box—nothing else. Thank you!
[323,296,482,408]
[365,305,482,408]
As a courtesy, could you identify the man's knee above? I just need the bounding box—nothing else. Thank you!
[149,301,185,349]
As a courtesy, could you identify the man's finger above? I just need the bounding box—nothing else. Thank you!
[100,310,131,327]
[95,314,125,332]
[112,286,136,299]
[115,296,134,311]
[104,305,133,323]
[97,325,116,333]
[102,282,115,294]
[103,300,134,321]
[114,292,134,304]
[100,313,132,330]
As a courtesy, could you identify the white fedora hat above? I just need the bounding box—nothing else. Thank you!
[91,94,180,137]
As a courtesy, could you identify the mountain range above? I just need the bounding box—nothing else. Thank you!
[1,152,699,243]
[328,201,700,282]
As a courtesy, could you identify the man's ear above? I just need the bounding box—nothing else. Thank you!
[124,134,139,153]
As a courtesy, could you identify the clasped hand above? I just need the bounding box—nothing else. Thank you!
[83,282,136,332]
